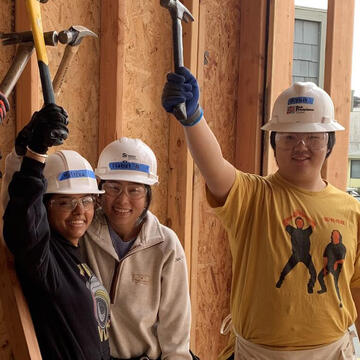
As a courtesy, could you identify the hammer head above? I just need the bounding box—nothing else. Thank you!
[58,25,97,46]
[160,0,194,23]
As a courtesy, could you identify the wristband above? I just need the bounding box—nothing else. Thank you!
[26,146,48,158]
[180,104,204,127]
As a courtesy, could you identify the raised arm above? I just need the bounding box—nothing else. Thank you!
[162,67,235,205]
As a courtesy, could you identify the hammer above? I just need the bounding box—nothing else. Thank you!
[53,25,97,97]
[26,0,55,105]
[160,0,194,122]
[0,30,58,46]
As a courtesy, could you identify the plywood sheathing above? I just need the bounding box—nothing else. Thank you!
[42,0,101,167]
[192,0,241,357]
[122,0,172,223]
[0,2,16,358]
[0,1,16,191]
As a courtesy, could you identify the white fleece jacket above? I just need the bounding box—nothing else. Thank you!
[80,209,192,360]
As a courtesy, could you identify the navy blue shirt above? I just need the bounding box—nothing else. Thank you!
[108,224,136,259]
[3,157,111,360]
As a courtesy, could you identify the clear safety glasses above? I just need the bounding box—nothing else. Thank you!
[275,132,328,150]
[102,182,147,200]
[49,195,95,212]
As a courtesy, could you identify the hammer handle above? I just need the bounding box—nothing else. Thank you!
[0,43,34,98]
[172,19,187,122]
[53,45,78,96]
[26,0,55,105]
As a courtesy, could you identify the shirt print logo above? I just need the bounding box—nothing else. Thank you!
[275,213,347,309]
[132,273,151,285]
[78,263,111,341]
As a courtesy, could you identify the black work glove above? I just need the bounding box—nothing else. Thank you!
[162,67,203,126]
[27,104,69,154]
[0,91,10,124]
[15,111,41,156]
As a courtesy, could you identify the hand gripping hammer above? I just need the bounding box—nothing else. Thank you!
[160,0,194,122]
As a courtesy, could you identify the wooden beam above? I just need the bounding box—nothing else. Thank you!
[166,0,199,265]
[322,0,354,190]
[0,238,41,359]
[98,0,126,153]
[15,0,40,130]
[0,2,42,359]
[165,0,200,349]
[263,0,294,175]
[235,0,268,174]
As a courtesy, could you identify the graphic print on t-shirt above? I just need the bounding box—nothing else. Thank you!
[276,216,317,294]
[317,229,346,308]
[78,263,111,341]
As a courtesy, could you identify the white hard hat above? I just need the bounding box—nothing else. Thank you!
[261,82,345,132]
[95,137,158,185]
[44,150,104,194]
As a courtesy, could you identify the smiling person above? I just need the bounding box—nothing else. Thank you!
[80,137,194,360]
[162,68,360,360]
[2,105,111,360]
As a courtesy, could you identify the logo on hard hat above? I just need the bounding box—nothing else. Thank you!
[122,152,136,161]
[287,96,315,115]
[58,170,96,181]
[109,161,150,174]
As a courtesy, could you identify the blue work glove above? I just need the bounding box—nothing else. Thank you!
[27,104,69,155]
[162,67,203,126]
[0,91,10,124]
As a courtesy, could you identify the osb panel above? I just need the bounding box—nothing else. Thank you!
[42,0,101,167]
[0,0,16,186]
[0,1,15,358]
[194,0,241,358]
[122,1,172,223]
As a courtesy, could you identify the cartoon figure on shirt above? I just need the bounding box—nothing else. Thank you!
[276,216,317,294]
[317,229,346,308]
[78,263,111,341]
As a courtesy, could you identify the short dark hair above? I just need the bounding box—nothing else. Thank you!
[269,131,336,159]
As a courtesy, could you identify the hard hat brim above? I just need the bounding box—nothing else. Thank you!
[96,172,158,186]
[261,121,345,132]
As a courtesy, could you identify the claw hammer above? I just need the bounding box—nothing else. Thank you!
[25,0,55,105]
[160,0,194,122]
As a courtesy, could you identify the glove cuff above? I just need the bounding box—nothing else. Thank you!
[180,104,203,127]
[27,145,48,157]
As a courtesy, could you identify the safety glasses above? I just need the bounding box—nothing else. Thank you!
[275,132,328,150]
[49,195,95,212]
[102,182,147,200]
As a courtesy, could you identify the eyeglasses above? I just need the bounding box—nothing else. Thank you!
[275,132,328,150]
[102,182,147,200]
[49,196,95,212]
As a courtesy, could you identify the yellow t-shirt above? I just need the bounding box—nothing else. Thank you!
[213,170,360,356]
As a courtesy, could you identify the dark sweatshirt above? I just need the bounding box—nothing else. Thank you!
[3,157,110,360]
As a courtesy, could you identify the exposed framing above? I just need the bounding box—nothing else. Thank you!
[235,0,268,174]
[322,0,355,189]
[262,0,295,175]
[98,0,126,153]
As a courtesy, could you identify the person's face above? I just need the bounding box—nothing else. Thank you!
[331,230,341,244]
[47,194,95,246]
[275,132,328,184]
[295,217,304,229]
[100,180,147,239]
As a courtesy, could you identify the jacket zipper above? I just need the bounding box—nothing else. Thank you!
[109,260,120,304]
[108,241,163,304]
